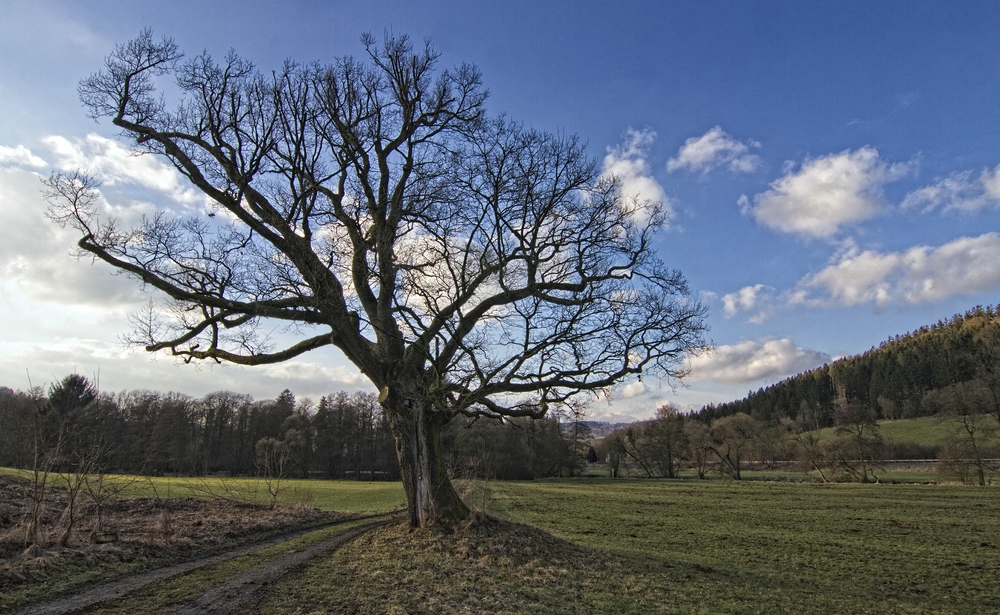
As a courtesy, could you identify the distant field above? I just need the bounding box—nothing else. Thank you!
[816,415,959,448]
[0,468,405,514]
[877,416,966,447]
[122,475,407,514]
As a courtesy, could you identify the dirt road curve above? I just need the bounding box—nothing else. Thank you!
[12,517,395,615]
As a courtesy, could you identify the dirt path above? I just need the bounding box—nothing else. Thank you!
[12,516,396,615]
[164,519,393,615]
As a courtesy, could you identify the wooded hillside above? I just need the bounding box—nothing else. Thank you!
[695,305,1000,428]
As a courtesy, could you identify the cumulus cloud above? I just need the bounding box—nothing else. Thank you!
[618,380,648,399]
[667,126,762,174]
[721,284,775,324]
[687,338,830,385]
[43,133,207,207]
[740,147,909,238]
[0,144,46,168]
[793,233,1000,308]
[603,128,673,222]
[902,165,1000,213]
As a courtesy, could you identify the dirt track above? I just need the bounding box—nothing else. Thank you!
[12,516,395,615]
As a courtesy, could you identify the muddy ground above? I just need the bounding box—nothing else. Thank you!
[0,473,342,605]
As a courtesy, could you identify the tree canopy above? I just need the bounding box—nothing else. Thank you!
[46,30,707,526]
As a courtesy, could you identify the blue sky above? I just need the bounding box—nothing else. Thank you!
[1,1,997,421]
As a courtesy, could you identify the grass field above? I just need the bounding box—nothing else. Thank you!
[485,479,1000,613]
[876,416,958,446]
[116,475,407,514]
[256,478,1000,614]
[815,415,963,449]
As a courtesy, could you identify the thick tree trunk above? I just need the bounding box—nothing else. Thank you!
[384,395,469,528]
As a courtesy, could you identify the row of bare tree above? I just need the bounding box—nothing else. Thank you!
[600,402,999,484]
[0,376,397,480]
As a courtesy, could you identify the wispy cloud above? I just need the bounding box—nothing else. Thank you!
[687,338,830,385]
[792,233,1000,308]
[902,165,1000,213]
[740,147,909,239]
[0,144,46,168]
[667,126,761,174]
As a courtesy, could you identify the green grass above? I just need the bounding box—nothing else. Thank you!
[485,479,1000,614]
[121,475,407,514]
[878,416,965,447]
[816,415,962,448]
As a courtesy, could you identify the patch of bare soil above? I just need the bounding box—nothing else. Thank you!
[0,474,343,609]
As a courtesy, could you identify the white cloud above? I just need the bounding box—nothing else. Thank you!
[603,128,673,222]
[902,165,1000,213]
[721,284,775,324]
[741,147,909,238]
[42,134,207,207]
[687,338,830,385]
[984,166,1000,201]
[794,233,1000,308]
[0,144,46,168]
[0,335,372,400]
[618,380,648,399]
[0,167,148,306]
[667,126,761,174]
[260,361,365,387]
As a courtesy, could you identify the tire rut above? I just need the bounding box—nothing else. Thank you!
[11,514,397,615]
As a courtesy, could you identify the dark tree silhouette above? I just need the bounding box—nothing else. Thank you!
[45,30,706,526]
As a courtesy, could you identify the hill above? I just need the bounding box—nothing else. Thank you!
[695,305,1000,428]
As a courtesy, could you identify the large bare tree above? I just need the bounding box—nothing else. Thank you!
[46,30,707,527]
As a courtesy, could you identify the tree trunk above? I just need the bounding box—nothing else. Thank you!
[384,395,468,528]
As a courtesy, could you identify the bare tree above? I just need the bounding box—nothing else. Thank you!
[708,413,760,480]
[46,30,706,527]
[255,436,289,509]
[972,322,1000,429]
[787,418,830,483]
[827,403,884,483]
[683,420,712,479]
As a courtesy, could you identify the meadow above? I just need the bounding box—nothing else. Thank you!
[488,479,1000,613]
[0,468,406,514]
[251,477,1000,614]
[815,415,957,449]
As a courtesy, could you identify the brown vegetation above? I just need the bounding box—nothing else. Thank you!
[0,474,339,602]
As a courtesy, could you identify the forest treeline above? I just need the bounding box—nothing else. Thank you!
[3,306,999,486]
[0,378,587,482]
[694,305,1000,428]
